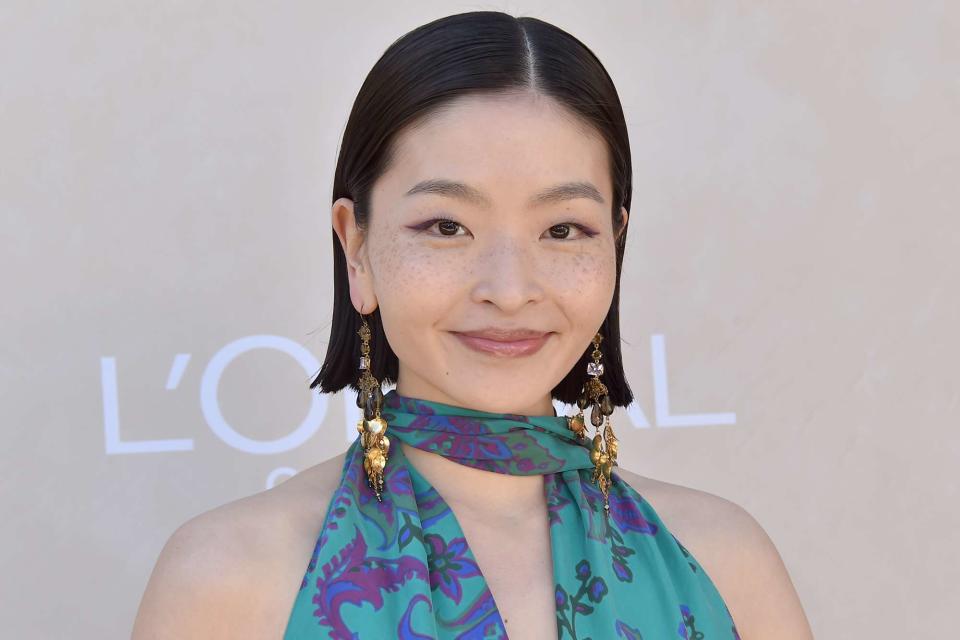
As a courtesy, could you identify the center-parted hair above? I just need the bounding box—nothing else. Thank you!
[310,10,634,408]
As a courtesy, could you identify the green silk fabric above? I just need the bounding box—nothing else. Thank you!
[283,389,741,639]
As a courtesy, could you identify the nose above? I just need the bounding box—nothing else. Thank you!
[469,236,546,312]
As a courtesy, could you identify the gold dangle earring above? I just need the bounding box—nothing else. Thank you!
[566,332,618,512]
[355,312,390,501]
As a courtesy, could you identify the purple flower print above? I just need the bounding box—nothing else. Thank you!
[312,526,429,640]
[556,559,610,638]
[587,576,608,602]
[678,603,705,639]
[397,593,434,640]
[576,558,591,580]
[614,619,644,639]
[612,557,632,581]
[607,490,658,535]
[424,533,482,604]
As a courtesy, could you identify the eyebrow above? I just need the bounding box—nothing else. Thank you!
[404,179,605,208]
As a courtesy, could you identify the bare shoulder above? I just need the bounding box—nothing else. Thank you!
[131,450,349,640]
[615,467,814,639]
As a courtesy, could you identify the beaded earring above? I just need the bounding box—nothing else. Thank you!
[355,312,389,501]
[566,331,619,512]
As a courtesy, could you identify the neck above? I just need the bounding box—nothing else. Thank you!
[399,441,548,521]
[388,379,562,519]
[394,379,558,417]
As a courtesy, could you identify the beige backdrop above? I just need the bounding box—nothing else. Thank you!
[2,1,957,638]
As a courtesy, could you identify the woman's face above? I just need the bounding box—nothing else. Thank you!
[333,92,627,416]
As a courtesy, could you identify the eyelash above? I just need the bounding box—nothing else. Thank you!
[411,217,598,240]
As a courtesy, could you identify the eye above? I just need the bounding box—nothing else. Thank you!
[544,223,596,241]
[409,218,466,238]
[430,218,461,236]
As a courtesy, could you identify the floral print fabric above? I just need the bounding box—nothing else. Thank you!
[283,389,741,639]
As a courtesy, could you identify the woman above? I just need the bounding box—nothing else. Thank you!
[133,11,813,639]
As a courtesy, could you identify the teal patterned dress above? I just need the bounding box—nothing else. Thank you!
[283,389,741,639]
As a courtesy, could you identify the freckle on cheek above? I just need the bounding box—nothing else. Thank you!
[372,244,404,277]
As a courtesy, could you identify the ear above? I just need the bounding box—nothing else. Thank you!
[617,205,629,241]
[331,197,378,315]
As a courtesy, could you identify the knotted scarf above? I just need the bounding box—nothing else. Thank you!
[284,389,741,639]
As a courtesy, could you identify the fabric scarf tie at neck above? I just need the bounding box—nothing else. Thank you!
[379,389,596,478]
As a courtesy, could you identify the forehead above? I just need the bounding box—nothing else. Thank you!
[381,92,611,201]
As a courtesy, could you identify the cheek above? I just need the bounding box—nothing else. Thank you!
[368,241,459,332]
[549,250,618,322]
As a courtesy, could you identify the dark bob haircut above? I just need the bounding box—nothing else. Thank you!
[310,10,634,408]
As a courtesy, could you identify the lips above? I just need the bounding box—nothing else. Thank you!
[450,328,553,357]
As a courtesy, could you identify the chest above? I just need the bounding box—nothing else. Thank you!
[269,517,561,639]
[455,509,559,640]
